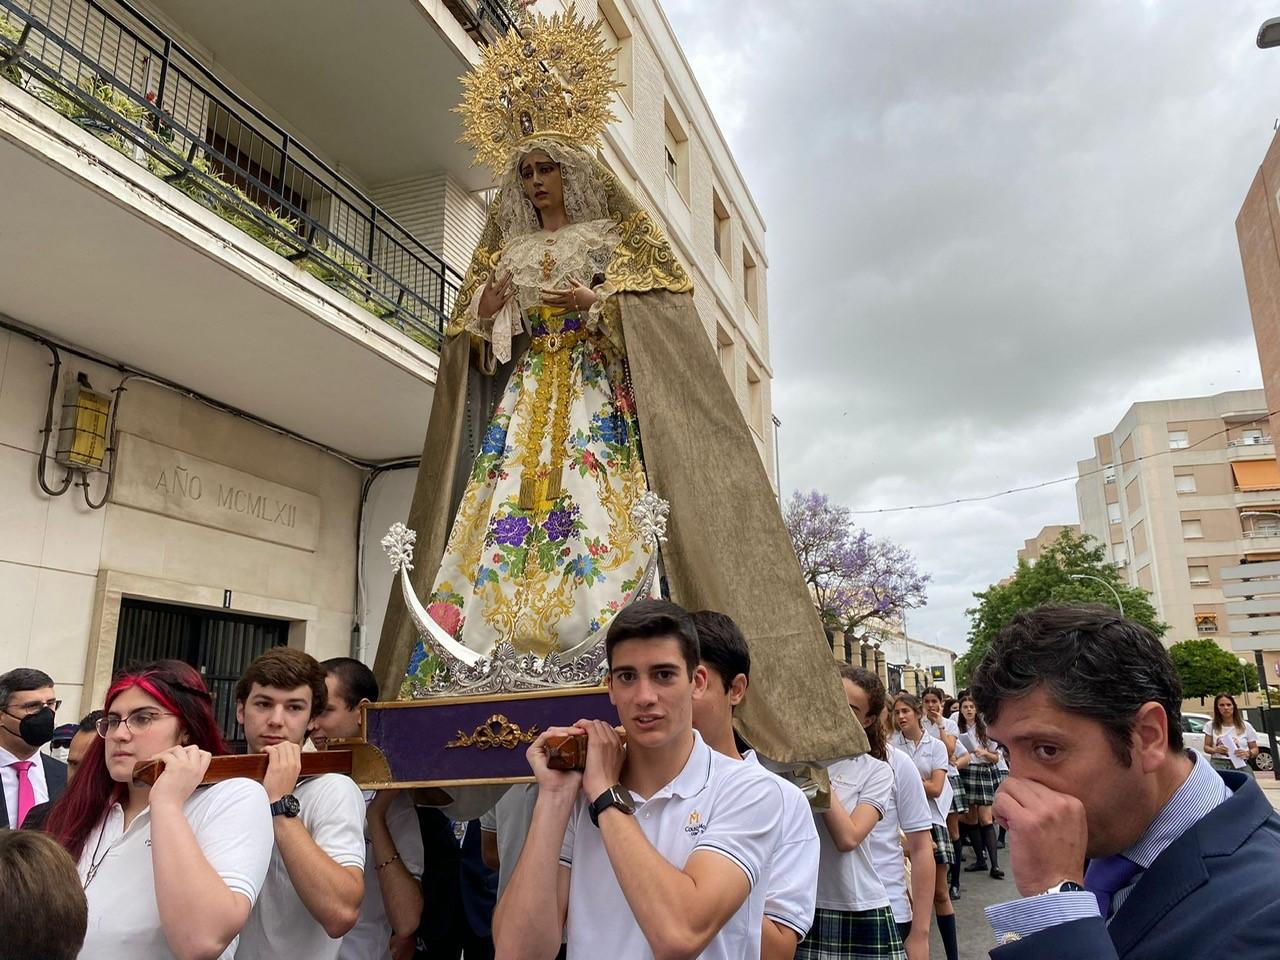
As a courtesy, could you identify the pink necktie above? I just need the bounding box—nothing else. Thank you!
[11,760,35,827]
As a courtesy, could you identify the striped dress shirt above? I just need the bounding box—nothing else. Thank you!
[985,751,1232,943]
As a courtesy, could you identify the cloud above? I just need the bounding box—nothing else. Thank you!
[664,0,1272,651]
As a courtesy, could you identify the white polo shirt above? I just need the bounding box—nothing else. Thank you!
[76,777,272,960]
[558,731,784,960]
[890,731,951,826]
[338,790,426,960]
[236,773,367,960]
[865,743,933,924]
[925,717,962,775]
[958,728,995,764]
[811,754,893,913]
[480,783,539,899]
[742,750,820,940]
[0,745,50,828]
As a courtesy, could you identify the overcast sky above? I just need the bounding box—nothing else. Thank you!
[663,1,1277,655]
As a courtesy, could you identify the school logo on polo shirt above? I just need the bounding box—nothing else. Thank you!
[684,810,706,837]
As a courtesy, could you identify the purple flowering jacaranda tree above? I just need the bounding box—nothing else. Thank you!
[782,489,930,633]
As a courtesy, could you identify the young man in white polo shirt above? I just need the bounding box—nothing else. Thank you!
[314,657,425,960]
[493,599,787,960]
[234,648,367,960]
[689,609,819,960]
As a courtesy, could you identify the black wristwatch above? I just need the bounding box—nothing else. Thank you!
[588,784,635,826]
[1042,880,1085,894]
[270,794,301,818]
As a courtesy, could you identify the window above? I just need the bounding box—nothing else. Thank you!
[1189,564,1210,586]
[713,190,730,263]
[1169,430,1190,450]
[1112,542,1129,566]
[1244,428,1264,442]
[597,0,633,107]
[1175,473,1197,494]
[1196,614,1218,635]
[663,101,689,202]
[1182,519,1203,539]
[1104,465,1117,484]
[1183,715,1206,735]
[1107,502,1122,525]
[746,364,764,435]
[716,325,735,387]
[743,246,759,314]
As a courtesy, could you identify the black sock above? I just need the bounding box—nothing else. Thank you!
[998,823,1007,844]
[966,823,985,863]
[949,850,961,889]
[981,822,1000,869]
[937,912,959,960]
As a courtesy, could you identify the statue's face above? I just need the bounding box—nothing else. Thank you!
[519,149,565,216]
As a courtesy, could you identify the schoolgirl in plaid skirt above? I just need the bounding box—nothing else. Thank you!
[890,694,960,960]
[957,694,1005,880]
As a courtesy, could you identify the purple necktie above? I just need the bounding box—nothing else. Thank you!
[1084,854,1142,918]
[10,760,35,828]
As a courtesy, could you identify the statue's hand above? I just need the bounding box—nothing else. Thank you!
[478,271,515,319]
[541,276,596,312]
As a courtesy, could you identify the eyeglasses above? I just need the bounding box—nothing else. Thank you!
[96,712,177,737]
[8,698,62,716]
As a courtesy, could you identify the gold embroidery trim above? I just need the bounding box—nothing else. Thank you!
[518,305,580,514]
[445,714,542,751]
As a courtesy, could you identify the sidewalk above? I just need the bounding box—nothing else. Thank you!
[1258,775,1280,813]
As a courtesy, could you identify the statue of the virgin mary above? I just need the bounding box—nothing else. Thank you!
[376,4,864,767]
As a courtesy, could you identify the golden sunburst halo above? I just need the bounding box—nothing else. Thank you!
[456,3,623,173]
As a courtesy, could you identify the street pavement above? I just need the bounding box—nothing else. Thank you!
[926,841,1016,960]
[1258,773,1280,813]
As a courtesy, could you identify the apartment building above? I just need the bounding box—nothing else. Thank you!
[0,0,773,732]
[1075,391,1280,679]
[1016,524,1080,565]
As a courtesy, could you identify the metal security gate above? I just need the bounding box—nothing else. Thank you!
[113,598,288,749]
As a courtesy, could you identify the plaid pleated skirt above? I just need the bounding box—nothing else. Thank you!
[948,772,967,813]
[931,823,956,865]
[796,906,906,960]
[960,762,999,806]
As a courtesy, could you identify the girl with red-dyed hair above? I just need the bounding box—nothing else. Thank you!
[44,660,273,960]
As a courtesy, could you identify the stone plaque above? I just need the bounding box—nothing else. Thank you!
[112,433,320,551]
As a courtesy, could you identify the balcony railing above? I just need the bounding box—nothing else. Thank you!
[1243,526,1280,539]
[1229,436,1273,447]
[446,0,522,44]
[0,0,464,350]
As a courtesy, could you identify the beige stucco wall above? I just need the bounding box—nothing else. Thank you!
[0,328,361,724]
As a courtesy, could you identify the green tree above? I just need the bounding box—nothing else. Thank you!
[956,529,1167,685]
[1168,638,1259,702]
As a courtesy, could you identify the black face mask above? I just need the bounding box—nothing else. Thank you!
[3,707,56,749]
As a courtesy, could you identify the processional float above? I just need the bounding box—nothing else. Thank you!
[135,3,866,799]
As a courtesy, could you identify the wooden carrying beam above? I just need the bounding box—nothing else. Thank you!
[132,750,353,787]
[544,731,627,771]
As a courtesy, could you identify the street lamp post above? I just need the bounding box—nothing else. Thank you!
[1069,573,1125,616]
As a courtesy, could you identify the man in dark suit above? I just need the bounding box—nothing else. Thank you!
[971,605,1280,959]
[0,668,69,828]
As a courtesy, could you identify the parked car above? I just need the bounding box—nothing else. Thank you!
[1182,713,1274,772]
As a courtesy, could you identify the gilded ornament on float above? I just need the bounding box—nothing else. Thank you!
[445,714,542,751]
[455,2,624,173]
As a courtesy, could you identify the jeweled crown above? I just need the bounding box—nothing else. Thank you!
[456,2,623,173]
